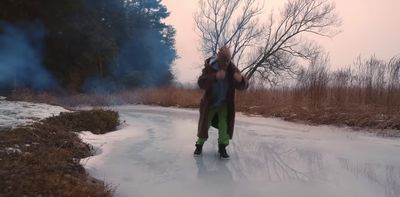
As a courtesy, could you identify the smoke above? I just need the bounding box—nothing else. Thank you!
[112,29,175,86]
[83,28,176,94]
[0,21,56,90]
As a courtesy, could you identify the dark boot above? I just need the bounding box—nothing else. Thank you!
[218,144,230,159]
[194,144,203,156]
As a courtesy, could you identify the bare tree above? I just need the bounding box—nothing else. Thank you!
[194,0,263,67]
[195,0,341,85]
[242,0,341,80]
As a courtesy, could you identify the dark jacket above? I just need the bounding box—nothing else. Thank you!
[197,57,249,139]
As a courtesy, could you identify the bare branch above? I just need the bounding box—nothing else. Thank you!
[195,0,341,87]
[245,0,341,83]
[194,0,263,65]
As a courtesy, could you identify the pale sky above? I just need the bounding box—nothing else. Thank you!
[162,0,400,84]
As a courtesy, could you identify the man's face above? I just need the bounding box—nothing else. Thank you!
[217,47,231,69]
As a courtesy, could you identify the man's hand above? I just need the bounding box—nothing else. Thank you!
[234,72,243,82]
[216,70,226,80]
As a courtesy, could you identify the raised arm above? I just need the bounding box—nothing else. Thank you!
[232,64,249,90]
[197,58,217,90]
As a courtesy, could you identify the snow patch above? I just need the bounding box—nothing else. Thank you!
[3,147,22,154]
[79,124,142,168]
[0,98,68,129]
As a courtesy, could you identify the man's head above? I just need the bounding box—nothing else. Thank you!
[217,46,231,70]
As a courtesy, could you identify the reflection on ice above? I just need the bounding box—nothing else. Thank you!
[338,157,400,197]
[230,141,313,181]
[195,156,233,184]
[80,105,400,197]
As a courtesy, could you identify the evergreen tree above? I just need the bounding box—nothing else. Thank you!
[0,0,176,91]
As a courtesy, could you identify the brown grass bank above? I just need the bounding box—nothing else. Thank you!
[132,87,400,136]
[9,85,400,137]
[8,87,203,108]
[7,56,400,136]
[0,109,120,197]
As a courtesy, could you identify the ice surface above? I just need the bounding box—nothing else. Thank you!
[80,105,400,197]
[0,98,68,129]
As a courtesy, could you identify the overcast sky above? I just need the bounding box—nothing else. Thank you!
[162,0,400,84]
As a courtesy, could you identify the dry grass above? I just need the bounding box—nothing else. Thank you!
[9,87,203,108]
[139,87,202,108]
[236,88,400,132]
[9,89,133,107]
[44,110,120,134]
[138,57,400,136]
[0,109,120,197]
[124,87,400,135]
[6,57,400,136]
[8,85,400,136]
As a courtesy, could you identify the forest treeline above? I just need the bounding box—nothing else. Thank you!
[0,0,176,92]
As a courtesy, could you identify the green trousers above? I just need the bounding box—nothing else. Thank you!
[196,103,229,145]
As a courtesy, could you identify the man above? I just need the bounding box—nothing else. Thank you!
[194,46,249,159]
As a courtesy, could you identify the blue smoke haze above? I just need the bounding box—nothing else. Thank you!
[0,21,56,90]
[84,28,175,94]
[112,29,175,85]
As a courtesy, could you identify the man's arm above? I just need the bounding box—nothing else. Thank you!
[198,59,217,90]
[232,65,249,90]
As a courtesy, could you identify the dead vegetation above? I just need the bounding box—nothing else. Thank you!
[0,109,120,197]
[138,56,400,135]
[9,87,203,108]
[7,57,400,136]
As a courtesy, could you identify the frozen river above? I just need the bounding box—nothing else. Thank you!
[80,105,400,197]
